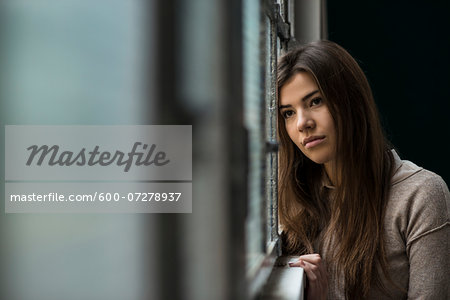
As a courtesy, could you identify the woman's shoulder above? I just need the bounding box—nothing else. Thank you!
[390,150,449,196]
[389,165,449,221]
[387,151,449,244]
[392,166,450,218]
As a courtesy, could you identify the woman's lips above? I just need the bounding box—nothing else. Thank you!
[303,137,325,149]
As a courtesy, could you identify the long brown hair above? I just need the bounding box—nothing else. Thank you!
[277,40,395,299]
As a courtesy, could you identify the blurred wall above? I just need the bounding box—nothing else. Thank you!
[0,1,156,299]
[0,0,246,299]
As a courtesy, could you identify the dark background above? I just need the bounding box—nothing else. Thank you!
[327,0,450,184]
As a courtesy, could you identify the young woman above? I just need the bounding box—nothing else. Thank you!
[277,40,449,299]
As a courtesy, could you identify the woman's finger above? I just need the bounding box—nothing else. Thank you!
[300,254,327,282]
[288,254,324,268]
[288,259,303,267]
[289,259,322,282]
[299,253,322,265]
[301,259,321,282]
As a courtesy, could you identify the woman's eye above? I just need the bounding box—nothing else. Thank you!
[311,97,322,106]
[282,110,294,119]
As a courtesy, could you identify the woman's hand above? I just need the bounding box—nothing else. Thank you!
[289,254,328,300]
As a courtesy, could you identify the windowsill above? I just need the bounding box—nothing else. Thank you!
[258,256,306,300]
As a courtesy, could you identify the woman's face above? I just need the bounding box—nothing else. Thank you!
[279,72,337,168]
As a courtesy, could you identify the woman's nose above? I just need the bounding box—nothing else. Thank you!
[296,111,314,132]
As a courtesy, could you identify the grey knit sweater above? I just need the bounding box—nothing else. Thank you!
[320,151,450,299]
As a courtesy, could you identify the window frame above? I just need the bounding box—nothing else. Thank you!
[244,0,294,298]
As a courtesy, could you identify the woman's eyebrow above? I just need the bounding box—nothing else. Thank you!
[278,90,319,110]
